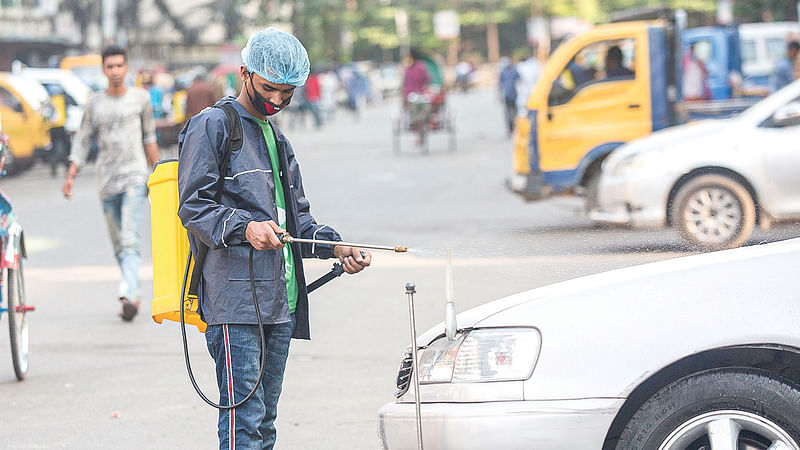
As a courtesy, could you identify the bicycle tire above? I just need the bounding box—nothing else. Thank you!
[8,259,29,381]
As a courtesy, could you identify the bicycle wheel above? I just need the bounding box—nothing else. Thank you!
[7,259,29,380]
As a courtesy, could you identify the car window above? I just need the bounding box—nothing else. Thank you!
[41,83,65,97]
[548,38,636,107]
[741,39,757,64]
[766,38,787,62]
[0,87,22,113]
[761,95,800,128]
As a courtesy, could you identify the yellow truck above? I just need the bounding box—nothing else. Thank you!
[0,72,54,172]
[509,10,756,207]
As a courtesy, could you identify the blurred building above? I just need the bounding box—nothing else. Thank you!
[0,0,277,71]
[0,0,83,70]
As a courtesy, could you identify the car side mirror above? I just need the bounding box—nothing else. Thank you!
[772,102,800,127]
[12,102,23,114]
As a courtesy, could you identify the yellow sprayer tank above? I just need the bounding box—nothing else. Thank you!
[148,160,206,332]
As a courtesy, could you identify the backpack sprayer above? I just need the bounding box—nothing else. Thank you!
[148,154,408,410]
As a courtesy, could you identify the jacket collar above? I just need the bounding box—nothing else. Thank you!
[221,96,289,144]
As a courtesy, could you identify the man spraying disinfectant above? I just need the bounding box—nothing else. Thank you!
[177,28,371,449]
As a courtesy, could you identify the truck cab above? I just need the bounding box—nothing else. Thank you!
[510,20,669,202]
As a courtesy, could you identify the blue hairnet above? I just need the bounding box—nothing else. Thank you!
[241,28,310,86]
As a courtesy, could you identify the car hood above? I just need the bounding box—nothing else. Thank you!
[416,238,800,346]
[609,119,731,162]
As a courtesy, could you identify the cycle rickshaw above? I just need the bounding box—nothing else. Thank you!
[393,55,456,155]
[0,129,32,381]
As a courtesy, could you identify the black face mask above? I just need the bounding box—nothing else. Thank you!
[247,73,292,116]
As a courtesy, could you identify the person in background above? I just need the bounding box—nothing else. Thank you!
[514,49,542,118]
[682,44,709,101]
[185,70,217,123]
[142,73,165,119]
[305,70,323,128]
[771,41,799,93]
[402,47,433,145]
[498,56,520,137]
[62,46,159,322]
[604,45,634,80]
[318,66,340,122]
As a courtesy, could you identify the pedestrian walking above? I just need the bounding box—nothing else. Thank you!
[770,40,799,93]
[498,57,520,136]
[177,28,371,449]
[515,51,542,118]
[62,46,159,321]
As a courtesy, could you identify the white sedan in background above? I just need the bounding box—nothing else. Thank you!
[590,79,800,250]
[378,238,800,449]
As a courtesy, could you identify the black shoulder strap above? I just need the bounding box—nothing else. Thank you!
[188,102,243,298]
[213,102,243,201]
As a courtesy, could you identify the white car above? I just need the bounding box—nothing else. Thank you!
[20,68,91,135]
[590,79,800,250]
[378,238,800,449]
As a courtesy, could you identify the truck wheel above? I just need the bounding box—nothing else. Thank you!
[584,169,601,213]
[616,368,800,450]
[671,174,755,251]
[3,148,17,176]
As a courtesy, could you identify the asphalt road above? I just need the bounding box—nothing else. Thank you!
[1,87,799,449]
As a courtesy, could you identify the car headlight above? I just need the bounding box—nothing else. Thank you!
[606,148,663,177]
[417,328,541,384]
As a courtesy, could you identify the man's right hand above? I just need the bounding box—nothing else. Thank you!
[62,177,74,199]
[245,220,285,251]
[63,162,78,199]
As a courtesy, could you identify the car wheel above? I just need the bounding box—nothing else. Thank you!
[671,174,755,250]
[616,368,800,450]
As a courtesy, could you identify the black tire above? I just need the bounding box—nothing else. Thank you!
[617,368,800,450]
[584,169,602,213]
[393,120,401,155]
[447,116,456,152]
[3,148,17,176]
[7,259,29,381]
[671,174,756,251]
[420,123,429,156]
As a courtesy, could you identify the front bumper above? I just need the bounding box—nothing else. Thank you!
[588,172,671,227]
[377,398,622,449]
[507,173,551,201]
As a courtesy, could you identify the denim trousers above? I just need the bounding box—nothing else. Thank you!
[205,315,295,450]
[100,184,147,301]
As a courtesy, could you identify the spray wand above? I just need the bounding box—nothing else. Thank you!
[277,232,408,253]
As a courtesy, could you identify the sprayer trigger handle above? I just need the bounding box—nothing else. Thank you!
[332,262,345,276]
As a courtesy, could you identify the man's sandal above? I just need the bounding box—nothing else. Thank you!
[120,298,139,322]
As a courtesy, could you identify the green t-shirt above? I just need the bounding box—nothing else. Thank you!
[254,117,298,313]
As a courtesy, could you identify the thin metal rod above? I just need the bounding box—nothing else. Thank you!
[406,288,424,450]
[284,236,407,253]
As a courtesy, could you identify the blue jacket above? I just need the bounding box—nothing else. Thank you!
[177,98,341,339]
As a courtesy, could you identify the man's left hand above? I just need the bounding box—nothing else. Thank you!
[334,246,372,274]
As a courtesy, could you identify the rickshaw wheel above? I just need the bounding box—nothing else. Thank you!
[393,118,402,155]
[8,259,29,381]
[447,116,456,152]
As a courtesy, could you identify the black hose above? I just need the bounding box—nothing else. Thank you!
[180,246,267,410]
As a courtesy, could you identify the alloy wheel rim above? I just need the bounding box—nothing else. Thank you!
[683,187,742,244]
[659,410,798,450]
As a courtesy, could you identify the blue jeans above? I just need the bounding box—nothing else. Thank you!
[205,315,295,450]
[100,184,147,301]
